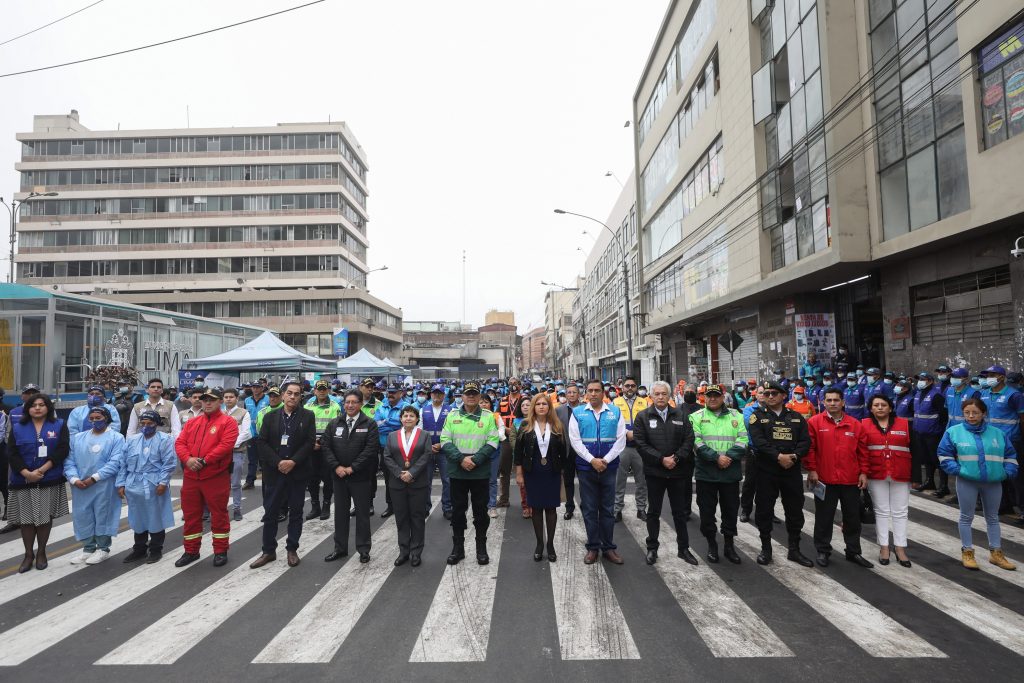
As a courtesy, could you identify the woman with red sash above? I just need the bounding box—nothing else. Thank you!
[383,405,433,567]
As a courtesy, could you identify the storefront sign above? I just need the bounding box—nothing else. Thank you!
[981,20,1024,74]
[794,313,835,370]
[143,340,193,372]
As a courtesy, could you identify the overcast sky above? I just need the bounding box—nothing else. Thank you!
[0,0,666,331]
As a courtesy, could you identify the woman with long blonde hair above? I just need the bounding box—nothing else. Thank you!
[513,393,569,561]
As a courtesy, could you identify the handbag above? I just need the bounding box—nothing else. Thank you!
[860,488,875,524]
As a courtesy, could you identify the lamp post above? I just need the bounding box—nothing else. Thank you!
[554,208,634,378]
[1,191,59,283]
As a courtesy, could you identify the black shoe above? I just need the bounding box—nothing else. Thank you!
[756,549,772,565]
[232,508,243,522]
[123,548,148,563]
[146,549,162,564]
[787,548,814,567]
[175,552,200,568]
[324,549,348,562]
[637,510,648,522]
[723,541,741,565]
[933,488,951,497]
[878,555,890,566]
[359,552,370,564]
[534,543,544,562]
[380,507,394,519]
[242,481,255,491]
[319,506,331,521]
[706,541,719,563]
[394,554,410,566]
[349,506,357,517]
[614,511,623,523]
[564,509,574,520]
[276,511,287,523]
[547,545,557,563]
[447,539,466,565]
[845,552,873,568]
[212,553,228,567]
[915,482,936,492]
[476,539,489,565]
[304,505,321,521]
[816,551,830,567]
[678,548,699,565]
[739,511,751,523]
[443,510,453,521]
[898,558,912,568]
[645,549,658,565]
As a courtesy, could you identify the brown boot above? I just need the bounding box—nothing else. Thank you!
[989,548,1017,571]
[961,547,979,570]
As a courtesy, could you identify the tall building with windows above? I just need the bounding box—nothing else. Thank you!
[14,111,401,359]
[636,0,1024,385]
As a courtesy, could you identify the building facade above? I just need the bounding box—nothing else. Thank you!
[398,320,519,379]
[14,111,402,360]
[543,285,577,379]
[521,327,547,375]
[635,0,1024,386]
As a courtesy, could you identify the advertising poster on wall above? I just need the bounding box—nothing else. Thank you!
[794,313,835,370]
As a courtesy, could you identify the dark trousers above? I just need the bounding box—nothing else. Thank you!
[370,447,392,508]
[133,530,165,552]
[246,442,259,483]
[261,474,309,554]
[562,456,577,512]
[332,475,372,554]
[392,482,429,558]
[1013,437,1024,511]
[696,479,740,540]
[740,448,757,513]
[911,432,942,486]
[498,439,514,505]
[306,450,333,508]
[812,482,862,555]
[754,469,805,547]
[450,478,490,539]
[578,467,616,551]
[646,475,691,550]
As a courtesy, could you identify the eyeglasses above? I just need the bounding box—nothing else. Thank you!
[624,384,637,388]
[763,391,782,396]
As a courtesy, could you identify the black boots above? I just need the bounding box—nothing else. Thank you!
[447,536,465,565]
[706,539,719,563]
[723,537,741,564]
[305,501,321,521]
[756,537,772,565]
[319,503,331,521]
[476,538,489,565]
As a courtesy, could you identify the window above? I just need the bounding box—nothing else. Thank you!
[912,266,1014,344]
[979,20,1024,148]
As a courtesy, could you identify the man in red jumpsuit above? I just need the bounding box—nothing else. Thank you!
[174,387,239,567]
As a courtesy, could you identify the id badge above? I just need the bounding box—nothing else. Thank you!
[280,434,289,446]
[38,445,48,459]
[335,427,344,437]
[649,420,658,428]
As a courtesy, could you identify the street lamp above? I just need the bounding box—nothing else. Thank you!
[554,208,634,378]
[1,191,58,283]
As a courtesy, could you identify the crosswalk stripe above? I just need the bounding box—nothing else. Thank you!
[0,508,264,667]
[409,508,507,662]
[252,507,430,664]
[551,514,640,660]
[907,492,1024,546]
[731,527,945,658]
[799,504,1024,653]
[97,517,335,665]
[0,499,184,606]
[620,500,792,658]
[0,502,129,564]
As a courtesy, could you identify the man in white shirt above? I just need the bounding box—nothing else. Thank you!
[568,379,626,565]
[126,378,182,438]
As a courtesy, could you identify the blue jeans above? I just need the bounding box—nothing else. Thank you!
[488,450,501,508]
[578,467,617,551]
[84,534,112,552]
[956,477,1003,549]
[427,447,451,513]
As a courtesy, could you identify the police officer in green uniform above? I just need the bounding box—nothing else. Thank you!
[748,380,813,567]
[305,379,342,520]
[440,381,500,565]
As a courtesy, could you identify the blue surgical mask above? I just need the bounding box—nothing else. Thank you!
[916,380,928,391]
[141,425,157,437]
[937,374,949,382]
[895,386,906,395]
[90,419,107,431]
[193,381,204,388]
[950,378,963,387]
[805,379,814,386]
[867,377,878,385]
[985,376,1000,388]
[847,380,857,387]
[856,370,864,377]
[608,391,617,399]
[87,395,104,408]
[883,378,893,385]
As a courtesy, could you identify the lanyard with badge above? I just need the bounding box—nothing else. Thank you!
[280,411,294,448]
[36,427,47,461]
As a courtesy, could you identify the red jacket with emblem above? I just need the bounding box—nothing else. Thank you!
[804,412,869,485]
[860,416,912,482]
[174,409,239,480]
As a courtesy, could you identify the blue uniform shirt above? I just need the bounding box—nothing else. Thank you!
[981,385,1024,442]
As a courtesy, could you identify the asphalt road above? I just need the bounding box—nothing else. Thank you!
[0,477,1022,682]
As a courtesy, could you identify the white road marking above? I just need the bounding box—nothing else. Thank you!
[907,492,1024,546]
[800,504,1024,653]
[97,518,335,665]
[620,500,792,658]
[732,526,944,658]
[408,508,507,662]
[0,502,129,563]
[0,509,264,667]
[551,512,640,660]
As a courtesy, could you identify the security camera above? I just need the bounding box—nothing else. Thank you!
[1014,237,1024,259]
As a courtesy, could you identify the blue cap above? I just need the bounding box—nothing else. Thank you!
[951,368,969,379]
[982,365,1007,376]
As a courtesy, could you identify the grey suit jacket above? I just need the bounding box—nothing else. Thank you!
[384,428,432,489]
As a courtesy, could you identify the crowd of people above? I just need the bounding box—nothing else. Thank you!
[0,358,1020,575]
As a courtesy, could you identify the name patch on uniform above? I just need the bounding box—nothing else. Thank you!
[772,426,793,440]
[844,431,855,437]
[335,427,344,436]
[650,420,658,428]
[355,428,368,433]
[732,420,739,428]
[892,430,907,435]
[671,420,685,425]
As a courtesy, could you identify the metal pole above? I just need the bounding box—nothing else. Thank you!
[620,232,634,378]
[6,201,15,284]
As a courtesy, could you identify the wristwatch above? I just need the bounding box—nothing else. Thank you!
[197,457,207,467]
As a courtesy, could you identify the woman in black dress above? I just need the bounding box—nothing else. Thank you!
[514,393,567,562]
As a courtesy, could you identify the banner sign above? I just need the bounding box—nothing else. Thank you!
[794,313,835,370]
[333,328,349,358]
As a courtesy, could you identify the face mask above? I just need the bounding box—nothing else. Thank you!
[916,380,928,391]
[856,370,864,377]
[90,419,107,431]
[87,395,104,408]
[194,381,204,388]
[141,425,157,437]
[950,378,963,387]
[867,377,878,385]
[805,379,814,386]
[937,374,949,381]
[558,396,567,404]
[883,379,893,385]
[638,390,648,397]
[416,397,426,406]
[847,380,857,387]
[895,386,906,395]
[794,396,804,402]
[608,391,617,399]
[985,376,1000,387]
[970,382,981,389]
[405,392,413,398]
[773,373,782,379]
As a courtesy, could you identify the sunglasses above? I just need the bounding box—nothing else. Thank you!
[763,390,782,396]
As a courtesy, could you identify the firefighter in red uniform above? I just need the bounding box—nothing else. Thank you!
[173,387,239,568]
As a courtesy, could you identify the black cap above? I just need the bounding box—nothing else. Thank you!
[761,380,786,393]
[87,406,112,421]
[139,409,164,425]
[917,372,933,381]
[704,384,724,396]
[935,365,952,373]
[360,378,376,388]
[21,383,41,394]
[314,380,330,390]
[463,381,481,394]
[200,388,223,400]
[267,386,282,396]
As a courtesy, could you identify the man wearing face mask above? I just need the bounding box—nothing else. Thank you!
[911,372,948,495]
[612,377,650,523]
[934,365,952,394]
[864,367,893,404]
[842,373,867,420]
[894,378,916,426]
[945,368,979,428]
[832,343,854,373]
[68,386,122,437]
[979,365,1024,518]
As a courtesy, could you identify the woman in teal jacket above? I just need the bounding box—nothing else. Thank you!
[938,397,1018,571]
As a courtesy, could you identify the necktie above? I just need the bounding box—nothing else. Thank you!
[346,417,355,437]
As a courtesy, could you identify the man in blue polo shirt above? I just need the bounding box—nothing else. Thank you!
[980,365,1024,518]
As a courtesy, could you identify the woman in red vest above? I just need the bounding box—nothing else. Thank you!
[862,395,912,567]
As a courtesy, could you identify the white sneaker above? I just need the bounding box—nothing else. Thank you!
[488,508,498,518]
[70,550,92,565]
[85,550,110,565]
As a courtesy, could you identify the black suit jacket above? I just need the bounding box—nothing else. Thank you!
[512,424,567,473]
[256,406,317,480]
[383,428,432,489]
[632,405,695,479]
[322,412,379,482]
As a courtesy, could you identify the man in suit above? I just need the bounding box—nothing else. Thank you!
[250,381,317,569]
[322,390,379,563]
[555,383,583,520]
[632,380,697,566]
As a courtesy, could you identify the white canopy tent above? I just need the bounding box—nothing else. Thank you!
[336,348,406,379]
[184,330,337,372]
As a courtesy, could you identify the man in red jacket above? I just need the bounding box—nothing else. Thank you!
[174,387,239,568]
[805,388,872,569]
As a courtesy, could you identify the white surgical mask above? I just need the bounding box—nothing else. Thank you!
[794,395,804,402]
[950,378,963,387]
[883,378,893,385]
[847,380,857,387]
[985,376,1000,388]
[916,380,928,390]
[856,370,864,377]
[937,374,949,381]
[895,386,906,395]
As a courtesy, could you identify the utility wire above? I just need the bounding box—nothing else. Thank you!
[0,0,106,48]
[0,0,326,78]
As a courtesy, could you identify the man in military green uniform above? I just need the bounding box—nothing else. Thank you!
[305,379,342,520]
[748,380,813,567]
[359,378,379,420]
[440,380,500,565]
